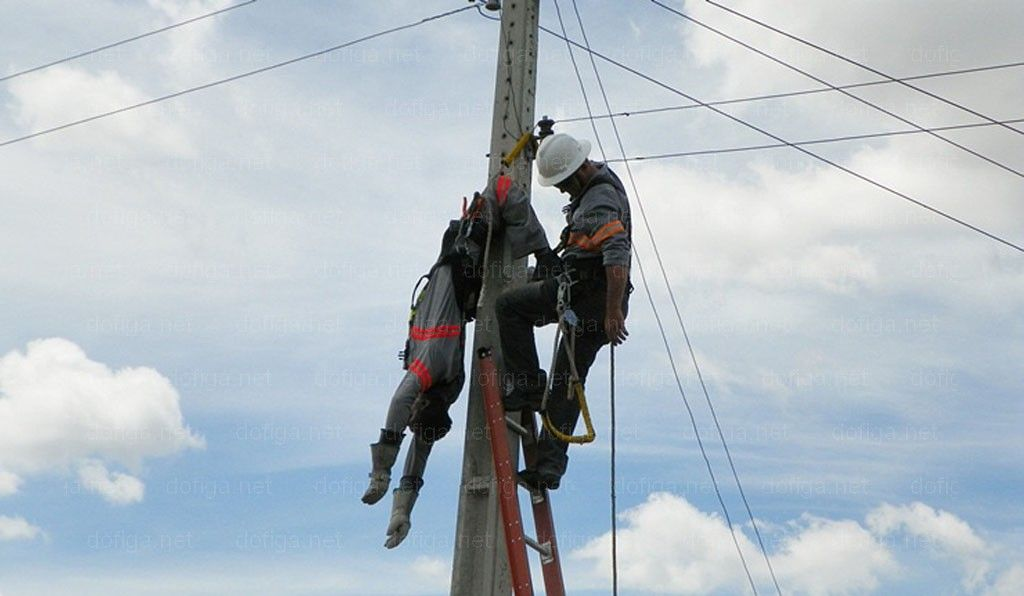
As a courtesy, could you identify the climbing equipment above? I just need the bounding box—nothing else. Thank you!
[477,348,566,595]
[502,130,534,167]
[540,270,596,444]
[536,132,591,186]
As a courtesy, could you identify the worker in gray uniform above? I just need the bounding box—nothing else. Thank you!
[361,174,550,548]
[497,132,631,491]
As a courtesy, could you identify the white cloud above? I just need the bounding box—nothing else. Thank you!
[77,459,146,505]
[571,493,1024,595]
[986,565,1024,596]
[0,515,42,541]
[6,65,192,155]
[571,492,759,593]
[571,492,897,594]
[773,515,898,595]
[867,502,992,590]
[0,338,204,502]
[0,470,22,496]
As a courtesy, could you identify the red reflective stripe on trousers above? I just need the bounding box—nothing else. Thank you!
[409,325,461,341]
[408,358,432,391]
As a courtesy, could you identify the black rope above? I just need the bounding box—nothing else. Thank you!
[704,0,1024,138]
[649,0,1024,180]
[610,345,618,596]
[537,24,1024,254]
[0,5,475,149]
[568,2,760,592]
[0,0,259,83]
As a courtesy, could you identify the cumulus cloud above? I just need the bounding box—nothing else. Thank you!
[772,515,897,595]
[572,491,762,593]
[571,493,1021,595]
[0,338,203,504]
[0,515,42,541]
[867,502,992,590]
[77,460,146,505]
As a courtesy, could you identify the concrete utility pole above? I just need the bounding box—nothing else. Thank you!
[451,1,540,594]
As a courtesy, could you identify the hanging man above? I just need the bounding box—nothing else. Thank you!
[360,174,551,548]
[497,131,631,491]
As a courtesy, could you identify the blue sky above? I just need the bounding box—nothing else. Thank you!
[0,0,1022,594]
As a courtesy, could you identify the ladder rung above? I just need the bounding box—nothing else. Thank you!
[504,415,530,438]
[524,535,554,564]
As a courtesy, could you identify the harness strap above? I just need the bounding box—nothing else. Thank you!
[540,272,596,445]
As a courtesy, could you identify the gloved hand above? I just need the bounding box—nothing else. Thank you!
[532,247,563,281]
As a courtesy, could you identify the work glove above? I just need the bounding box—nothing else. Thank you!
[532,247,563,281]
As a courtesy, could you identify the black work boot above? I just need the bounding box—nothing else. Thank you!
[503,369,547,412]
[518,468,561,491]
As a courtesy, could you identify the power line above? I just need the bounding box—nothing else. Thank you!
[648,0,1024,180]
[704,0,1024,139]
[607,118,1024,162]
[569,1,781,593]
[0,5,475,149]
[553,1,761,591]
[560,59,1024,124]
[0,0,259,84]
[537,24,1024,254]
[551,0,606,160]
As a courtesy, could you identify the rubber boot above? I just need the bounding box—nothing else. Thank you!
[384,476,422,549]
[361,430,402,505]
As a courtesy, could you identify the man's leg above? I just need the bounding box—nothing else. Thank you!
[528,327,607,487]
[495,277,559,409]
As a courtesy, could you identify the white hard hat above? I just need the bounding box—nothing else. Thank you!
[536,132,591,187]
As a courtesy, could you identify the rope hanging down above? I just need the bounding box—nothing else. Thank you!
[537,24,1024,254]
[0,0,259,84]
[571,1,785,590]
[648,0,1024,181]
[704,0,1024,138]
[554,0,775,591]
[0,5,475,149]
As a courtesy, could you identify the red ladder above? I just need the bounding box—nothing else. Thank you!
[478,348,566,596]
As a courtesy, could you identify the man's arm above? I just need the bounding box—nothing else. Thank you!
[605,264,629,345]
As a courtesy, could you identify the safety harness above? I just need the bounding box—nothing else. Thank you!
[399,194,490,445]
[540,176,633,445]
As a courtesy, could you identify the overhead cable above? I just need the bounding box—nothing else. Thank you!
[0,5,475,149]
[561,59,1024,124]
[0,0,259,83]
[703,0,1024,138]
[606,117,1024,162]
[648,0,1024,180]
[537,24,1024,254]
[568,1,782,593]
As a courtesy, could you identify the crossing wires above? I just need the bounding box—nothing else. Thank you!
[554,0,784,593]
[537,24,1024,254]
[648,0,1024,180]
[0,5,476,149]
[704,0,1024,138]
[0,0,259,83]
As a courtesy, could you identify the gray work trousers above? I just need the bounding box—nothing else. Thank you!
[383,373,434,479]
[496,271,625,480]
